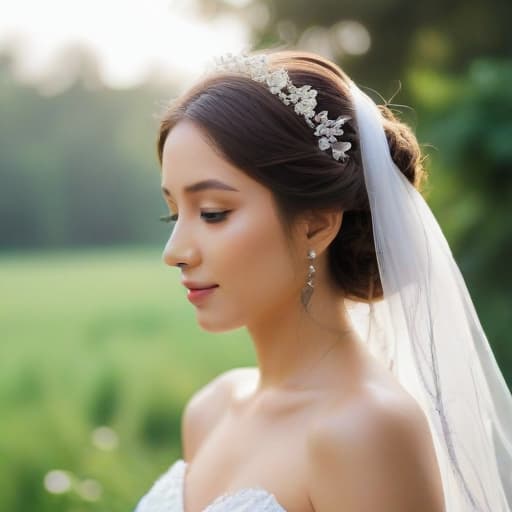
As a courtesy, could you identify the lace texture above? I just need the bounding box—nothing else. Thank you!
[134,459,286,512]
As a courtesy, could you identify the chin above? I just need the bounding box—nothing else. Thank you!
[195,312,246,333]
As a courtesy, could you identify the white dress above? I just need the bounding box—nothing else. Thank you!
[134,458,287,512]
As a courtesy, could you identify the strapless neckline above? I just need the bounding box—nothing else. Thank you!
[135,457,287,511]
[180,458,286,511]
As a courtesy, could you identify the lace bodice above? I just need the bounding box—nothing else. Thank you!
[134,458,287,512]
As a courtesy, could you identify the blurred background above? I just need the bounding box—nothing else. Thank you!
[0,0,511,510]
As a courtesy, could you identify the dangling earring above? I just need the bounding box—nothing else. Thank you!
[301,249,316,308]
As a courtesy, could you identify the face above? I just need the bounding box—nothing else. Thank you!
[160,120,306,332]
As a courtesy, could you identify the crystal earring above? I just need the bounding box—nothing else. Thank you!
[301,249,316,308]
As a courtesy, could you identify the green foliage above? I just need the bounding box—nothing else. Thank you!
[412,59,512,193]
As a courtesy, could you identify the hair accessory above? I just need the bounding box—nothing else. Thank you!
[208,52,352,162]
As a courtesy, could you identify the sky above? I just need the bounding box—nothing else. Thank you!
[0,0,250,91]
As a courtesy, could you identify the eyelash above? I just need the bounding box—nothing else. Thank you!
[159,210,231,224]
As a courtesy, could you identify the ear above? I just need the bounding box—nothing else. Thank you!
[299,208,344,256]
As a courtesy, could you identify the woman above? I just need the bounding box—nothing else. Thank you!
[135,49,512,511]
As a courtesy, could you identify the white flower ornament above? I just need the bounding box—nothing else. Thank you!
[207,52,352,162]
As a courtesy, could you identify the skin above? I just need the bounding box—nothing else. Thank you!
[160,119,445,512]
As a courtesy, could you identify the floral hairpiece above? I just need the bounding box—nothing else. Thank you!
[206,52,352,163]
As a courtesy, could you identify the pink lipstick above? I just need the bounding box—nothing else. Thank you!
[187,285,218,304]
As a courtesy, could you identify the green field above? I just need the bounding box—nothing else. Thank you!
[0,246,255,512]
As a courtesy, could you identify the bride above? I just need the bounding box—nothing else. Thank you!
[134,49,512,511]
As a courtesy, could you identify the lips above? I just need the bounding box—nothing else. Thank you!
[183,283,218,291]
[186,285,218,304]
[181,279,219,290]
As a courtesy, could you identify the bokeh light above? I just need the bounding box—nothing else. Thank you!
[44,470,72,494]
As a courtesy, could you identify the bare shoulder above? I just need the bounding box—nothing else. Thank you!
[181,367,257,461]
[307,386,445,511]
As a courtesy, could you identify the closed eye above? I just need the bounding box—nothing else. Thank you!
[159,210,231,224]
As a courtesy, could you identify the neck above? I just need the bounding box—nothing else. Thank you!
[246,273,365,394]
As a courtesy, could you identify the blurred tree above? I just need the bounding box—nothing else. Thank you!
[193,0,511,99]
[0,48,173,250]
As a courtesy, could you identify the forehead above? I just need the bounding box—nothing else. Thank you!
[162,120,218,166]
[161,120,252,195]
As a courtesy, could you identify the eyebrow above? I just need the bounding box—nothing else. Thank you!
[161,179,239,198]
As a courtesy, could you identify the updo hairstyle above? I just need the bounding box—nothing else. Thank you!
[157,50,428,302]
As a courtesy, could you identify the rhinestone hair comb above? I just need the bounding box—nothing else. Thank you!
[206,52,352,162]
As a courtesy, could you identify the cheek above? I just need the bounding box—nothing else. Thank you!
[212,210,300,312]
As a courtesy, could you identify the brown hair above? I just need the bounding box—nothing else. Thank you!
[156,49,428,303]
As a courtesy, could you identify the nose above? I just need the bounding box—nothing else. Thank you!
[161,224,200,268]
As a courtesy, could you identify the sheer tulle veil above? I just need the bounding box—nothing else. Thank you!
[344,80,512,511]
